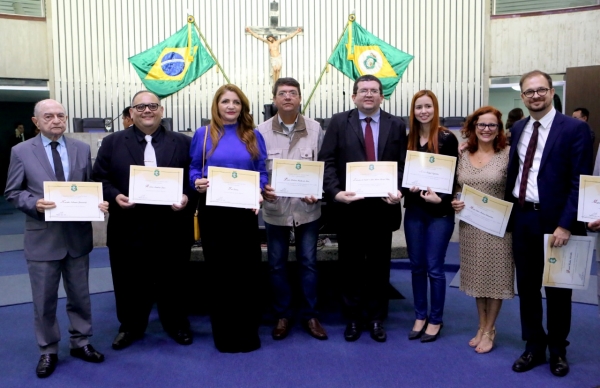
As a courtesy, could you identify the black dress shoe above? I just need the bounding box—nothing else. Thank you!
[408,319,428,340]
[272,318,290,340]
[512,351,546,373]
[549,355,569,377]
[344,322,361,342]
[420,323,443,343]
[370,322,387,342]
[169,329,193,345]
[112,332,142,350]
[36,354,58,378]
[70,344,105,363]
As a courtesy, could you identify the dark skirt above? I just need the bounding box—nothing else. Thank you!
[199,202,262,353]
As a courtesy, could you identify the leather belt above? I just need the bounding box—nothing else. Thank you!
[521,201,541,211]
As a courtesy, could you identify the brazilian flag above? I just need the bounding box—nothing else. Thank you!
[129,18,215,98]
[328,20,413,99]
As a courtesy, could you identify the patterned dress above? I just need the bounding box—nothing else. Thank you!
[457,147,514,299]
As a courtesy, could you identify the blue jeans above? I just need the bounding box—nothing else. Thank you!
[404,206,454,325]
[264,219,320,321]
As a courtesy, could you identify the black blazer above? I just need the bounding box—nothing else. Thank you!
[92,126,195,247]
[318,108,407,231]
[505,112,592,234]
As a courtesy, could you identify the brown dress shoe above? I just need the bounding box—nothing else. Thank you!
[272,318,290,340]
[304,318,328,340]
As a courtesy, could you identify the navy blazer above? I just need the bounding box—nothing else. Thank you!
[505,111,593,234]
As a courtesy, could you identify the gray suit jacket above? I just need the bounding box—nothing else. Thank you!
[4,134,94,261]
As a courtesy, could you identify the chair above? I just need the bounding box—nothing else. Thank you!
[442,116,466,129]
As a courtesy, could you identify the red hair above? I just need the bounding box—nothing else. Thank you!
[461,106,507,153]
[407,90,445,154]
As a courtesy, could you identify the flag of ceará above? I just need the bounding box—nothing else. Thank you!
[328,20,413,99]
[129,17,215,98]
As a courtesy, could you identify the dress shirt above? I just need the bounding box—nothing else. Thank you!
[512,108,556,202]
[358,109,381,161]
[41,134,70,181]
[133,126,165,162]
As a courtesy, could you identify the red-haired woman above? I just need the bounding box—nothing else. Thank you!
[451,106,514,354]
[190,84,267,353]
[404,90,458,342]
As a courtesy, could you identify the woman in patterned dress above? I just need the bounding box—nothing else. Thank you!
[451,106,514,354]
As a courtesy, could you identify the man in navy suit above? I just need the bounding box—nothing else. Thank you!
[505,70,593,377]
[319,75,406,343]
[5,99,108,378]
[93,90,195,350]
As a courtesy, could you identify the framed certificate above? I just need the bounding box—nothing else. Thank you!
[43,181,104,222]
[206,166,260,209]
[577,175,600,222]
[543,234,594,290]
[271,159,324,199]
[455,184,513,237]
[402,151,457,194]
[345,161,398,197]
[128,166,183,206]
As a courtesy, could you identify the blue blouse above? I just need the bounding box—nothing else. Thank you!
[189,124,268,189]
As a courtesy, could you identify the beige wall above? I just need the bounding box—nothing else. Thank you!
[0,17,49,79]
[490,9,600,77]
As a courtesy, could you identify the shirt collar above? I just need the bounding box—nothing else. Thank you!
[278,114,298,133]
[534,107,556,130]
[134,125,163,143]
[358,109,381,123]
[41,134,66,147]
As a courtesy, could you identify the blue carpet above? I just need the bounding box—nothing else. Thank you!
[1,269,599,387]
[0,197,24,236]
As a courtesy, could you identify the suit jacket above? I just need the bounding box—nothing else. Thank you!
[505,111,593,234]
[92,126,195,248]
[4,134,94,261]
[319,108,407,231]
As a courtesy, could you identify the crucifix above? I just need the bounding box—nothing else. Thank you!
[246,0,303,83]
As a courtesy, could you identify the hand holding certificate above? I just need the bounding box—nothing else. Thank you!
[271,159,324,199]
[345,162,398,197]
[402,151,457,194]
[543,234,594,289]
[577,175,600,222]
[43,182,105,221]
[128,166,183,206]
[455,184,513,237]
[206,166,260,209]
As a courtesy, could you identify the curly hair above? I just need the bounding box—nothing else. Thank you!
[461,106,507,153]
[209,84,259,159]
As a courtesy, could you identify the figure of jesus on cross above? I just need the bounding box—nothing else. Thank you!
[246,27,302,83]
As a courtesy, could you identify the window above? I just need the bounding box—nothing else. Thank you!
[0,0,44,17]
[493,0,598,15]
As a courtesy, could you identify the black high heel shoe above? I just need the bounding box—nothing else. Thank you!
[420,323,443,343]
[408,319,428,340]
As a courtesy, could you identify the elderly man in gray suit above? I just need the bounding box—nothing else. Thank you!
[5,99,108,378]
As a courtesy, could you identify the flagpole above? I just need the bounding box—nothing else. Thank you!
[302,14,355,115]
[188,15,231,84]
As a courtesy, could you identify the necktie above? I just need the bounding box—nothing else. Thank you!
[364,117,376,161]
[50,141,66,181]
[144,135,157,167]
[518,121,540,206]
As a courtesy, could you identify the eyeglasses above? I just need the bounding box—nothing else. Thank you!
[475,123,499,130]
[522,88,551,98]
[42,113,67,122]
[132,103,160,112]
[357,89,380,96]
[276,91,299,98]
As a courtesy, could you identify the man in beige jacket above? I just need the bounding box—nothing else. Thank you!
[258,77,326,341]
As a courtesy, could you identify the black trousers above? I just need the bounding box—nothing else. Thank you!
[200,203,262,353]
[336,200,394,324]
[512,207,572,357]
[108,243,191,334]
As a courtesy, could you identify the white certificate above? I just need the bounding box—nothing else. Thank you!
[128,166,183,206]
[44,181,104,222]
[402,150,457,194]
[577,175,600,222]
[206,166,260,209]
[455,184,513,237]
[345,162,398,197]
[271,159,324,199]
[543,235,594,289]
